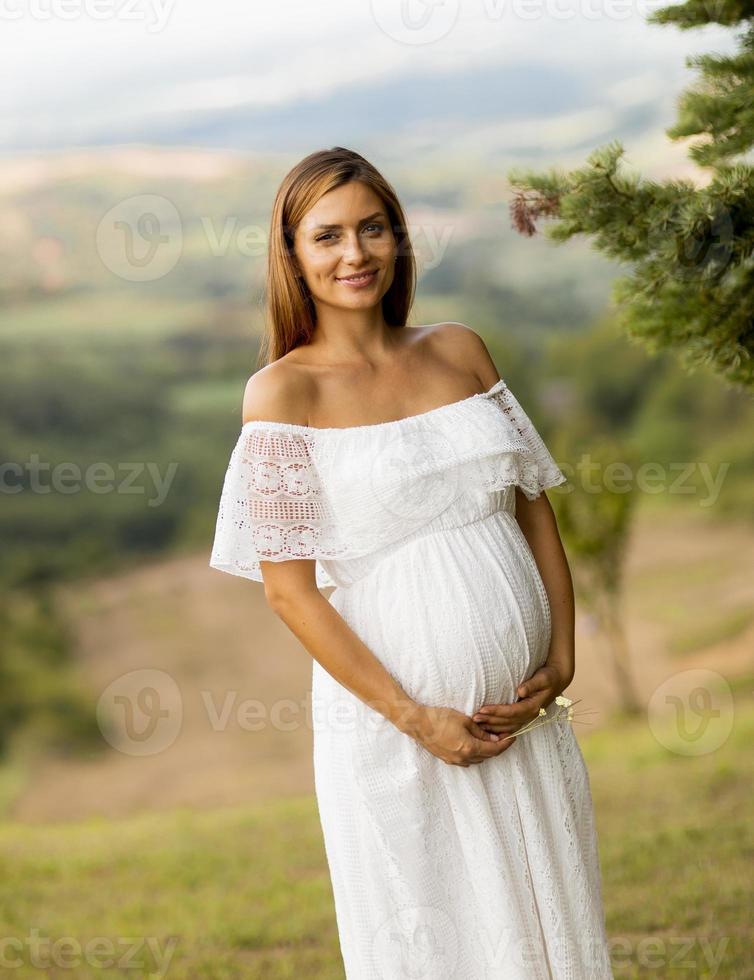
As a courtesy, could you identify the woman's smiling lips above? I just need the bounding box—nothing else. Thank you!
[335,269,378,287]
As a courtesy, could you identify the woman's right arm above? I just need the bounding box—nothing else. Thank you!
[264,569,423,737]
[263,570,516,767]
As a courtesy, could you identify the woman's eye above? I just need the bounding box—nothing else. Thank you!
[315,223,384,243]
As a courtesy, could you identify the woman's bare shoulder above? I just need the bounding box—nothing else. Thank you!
[422,322,501,390]
[241,359,315,427]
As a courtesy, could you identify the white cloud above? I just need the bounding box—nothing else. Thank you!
[0,0,737,150]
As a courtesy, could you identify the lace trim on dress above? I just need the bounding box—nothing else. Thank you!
[208,379,567,584]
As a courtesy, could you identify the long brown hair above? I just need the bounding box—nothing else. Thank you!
[258,147,417,367]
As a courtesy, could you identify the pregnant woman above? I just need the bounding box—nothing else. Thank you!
[210,147,613,979]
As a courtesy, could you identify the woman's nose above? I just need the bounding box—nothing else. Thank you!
[341,233,367,262]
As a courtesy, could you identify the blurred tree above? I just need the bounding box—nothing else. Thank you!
[508,0,754,391]
[552,433,642,715]
[0,587,101,762]
[545,314,754,516]
[544,314,667,431]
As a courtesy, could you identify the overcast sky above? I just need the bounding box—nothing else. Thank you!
[2,0,735,153]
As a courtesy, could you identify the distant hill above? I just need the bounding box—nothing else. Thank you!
[0,144,622,335]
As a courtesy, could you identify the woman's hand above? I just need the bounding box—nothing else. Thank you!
[412,706,517,767]
[472,663,570,736]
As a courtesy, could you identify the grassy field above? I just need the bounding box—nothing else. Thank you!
[0,677,751,979]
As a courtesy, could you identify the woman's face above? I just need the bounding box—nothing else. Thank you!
[292,180,398,312]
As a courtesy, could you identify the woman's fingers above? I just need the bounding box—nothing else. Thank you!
[487,733,517,757]
[470,733,516,762]
[468,720,500,741]
[518,664,562,699]
[517,676,546,699]
[459,666,566,760]
[473,700,537,726]
[474,668,560,727]
[464,719,517,763]
[477,718,521,734]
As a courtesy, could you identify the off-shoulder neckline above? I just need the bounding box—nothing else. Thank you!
[240,378,508,434]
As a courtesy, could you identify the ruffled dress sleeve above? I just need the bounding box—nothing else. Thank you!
[484,381,568,501]
[208,424,348,587]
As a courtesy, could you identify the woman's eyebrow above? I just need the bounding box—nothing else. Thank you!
[313,211,386,230]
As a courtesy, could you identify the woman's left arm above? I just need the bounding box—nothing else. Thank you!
[514,488,575,688]
[472,488,575,735]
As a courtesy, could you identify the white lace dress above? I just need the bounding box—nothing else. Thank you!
[209,378,613,980]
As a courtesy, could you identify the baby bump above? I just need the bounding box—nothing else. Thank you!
[329,516,552,718]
